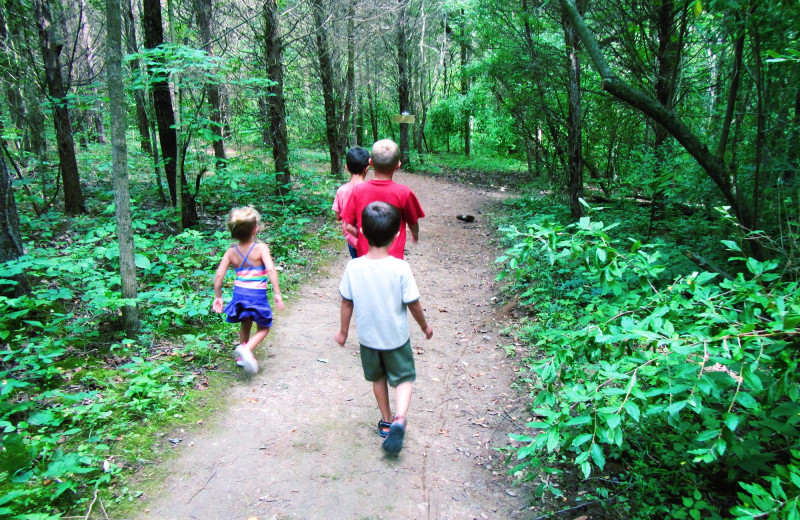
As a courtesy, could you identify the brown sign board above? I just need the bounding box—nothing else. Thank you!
[392,114,415,123]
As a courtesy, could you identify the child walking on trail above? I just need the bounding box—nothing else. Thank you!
[332,146,370,259]
[343,139,425,259]
[213,206,284,375]
[334,201,433,455]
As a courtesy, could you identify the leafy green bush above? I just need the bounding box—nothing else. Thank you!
[497,202,800,518]
[0,146,339,518]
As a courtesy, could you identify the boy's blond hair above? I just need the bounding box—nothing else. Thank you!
[371,139,401,173]
[226,206,264,241]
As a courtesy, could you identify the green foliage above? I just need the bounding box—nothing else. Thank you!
[0,142,339,518]
[497,199,800,518]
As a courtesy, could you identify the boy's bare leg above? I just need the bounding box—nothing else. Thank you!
[393,382,413,424]
[373,376,393,423]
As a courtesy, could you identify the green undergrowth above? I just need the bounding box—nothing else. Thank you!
[407,151,534,191]
[0,145,343,519]
[495,196,800,519]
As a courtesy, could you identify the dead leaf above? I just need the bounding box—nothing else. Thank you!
[505,489,517,497]
[246,398,259,403]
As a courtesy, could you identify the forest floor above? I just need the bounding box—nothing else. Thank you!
[124,171,537,520]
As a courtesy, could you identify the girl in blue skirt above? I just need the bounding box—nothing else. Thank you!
[213,206,284,374]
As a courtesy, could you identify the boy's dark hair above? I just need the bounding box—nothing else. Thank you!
[361,201,400,248]
[346,146,370,174]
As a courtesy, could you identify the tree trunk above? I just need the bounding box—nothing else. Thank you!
[459,9,470,157]
[166,0,184,232]
[0,119,28,297]
[717,10,745,160]
[193,0,226,169]
[751,23,764,230]
[367,81,378,142]
[338,0,355,153]
[397,0,410,166]
[142,0,178,205]
[311,0,342,175]
[106,0,140,333]
[263,0,290,193]
[79,0,106,144]
[649,0,685,234]
[142,0,197,227]
[561,2,583,220]
[34,0,86,215]
[122,0,153,156]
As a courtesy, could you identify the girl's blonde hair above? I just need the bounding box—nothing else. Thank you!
[226,206,264,241]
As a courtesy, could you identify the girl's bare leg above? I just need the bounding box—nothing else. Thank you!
[244,325,270,352]
[239,318,253,346]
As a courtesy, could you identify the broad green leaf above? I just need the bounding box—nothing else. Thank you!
[723,413,740,432]
[135,253,151,269]
[736,392,758,410]
[590,443,606,470]
[624,401,640,422]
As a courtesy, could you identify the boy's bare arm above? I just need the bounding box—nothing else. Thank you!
[345,222,358,237]
[408,221,419,243]
[335,298,354,346]
[407,300,433,339]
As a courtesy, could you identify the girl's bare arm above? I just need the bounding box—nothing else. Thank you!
[212,252,231,313]
[260,243,284,310]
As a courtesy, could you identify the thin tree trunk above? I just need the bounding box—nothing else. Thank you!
[0,119,28,297]
[311,0,341,175]
[122,0,153,156]
[338,0,355,153]
[79,0,106,144]
[106,0,139,333]
[459,9,470,157]
[752,23,764,230]
[34,0,85,214]
[193,0,226,169]
[649,0,684,235]
[397,0,410,166]
[562,1,583,219]
[264,0,290,193]
[367,81,378,142]
[166,0,183,232]
[142,0,178,206]
[717,10,745,160]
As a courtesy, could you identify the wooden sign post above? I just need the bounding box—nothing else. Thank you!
[392,114,415,124]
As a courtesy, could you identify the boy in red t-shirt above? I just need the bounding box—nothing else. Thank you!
[343,139,425,259]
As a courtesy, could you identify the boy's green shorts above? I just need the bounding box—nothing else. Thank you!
[360,340,416,387]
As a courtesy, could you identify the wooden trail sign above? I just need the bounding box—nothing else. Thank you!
[392,114,415,123]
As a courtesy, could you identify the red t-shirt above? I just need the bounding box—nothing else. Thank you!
[343,179,425,259]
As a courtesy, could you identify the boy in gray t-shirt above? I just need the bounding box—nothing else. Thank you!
[335,201,433,455]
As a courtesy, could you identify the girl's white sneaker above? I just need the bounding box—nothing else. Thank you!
[234,345,258,375]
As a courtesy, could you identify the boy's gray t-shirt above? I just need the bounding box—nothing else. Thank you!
[338,256,420,350]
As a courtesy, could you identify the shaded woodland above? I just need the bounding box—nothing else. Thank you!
[0,0,798,517]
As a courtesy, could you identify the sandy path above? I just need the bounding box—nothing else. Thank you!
[131,172,527,519]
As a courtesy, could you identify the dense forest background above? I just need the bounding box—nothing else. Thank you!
[0,0,798,518]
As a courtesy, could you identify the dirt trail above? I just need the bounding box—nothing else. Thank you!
[131,172,529,520]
